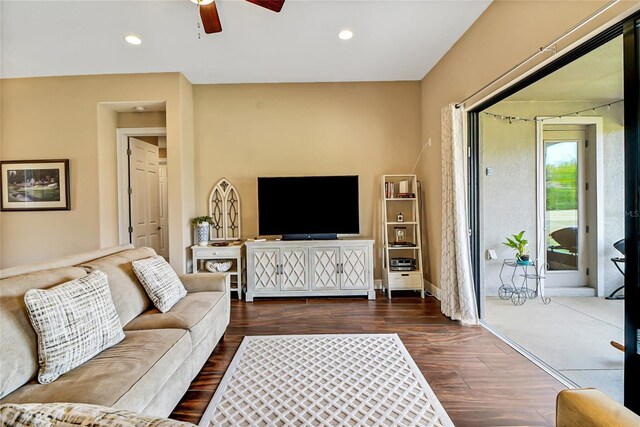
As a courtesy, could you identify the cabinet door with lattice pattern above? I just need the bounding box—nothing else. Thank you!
[341,247,369,289]
[310,248,340,290]
[281,248,308,290]
[251,248,279,292]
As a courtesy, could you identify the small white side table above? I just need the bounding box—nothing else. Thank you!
[191,242,244,299]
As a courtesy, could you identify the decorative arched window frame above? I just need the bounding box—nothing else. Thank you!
[208,178,241,241]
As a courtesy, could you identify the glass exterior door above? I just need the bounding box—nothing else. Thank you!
[543,130,587,287]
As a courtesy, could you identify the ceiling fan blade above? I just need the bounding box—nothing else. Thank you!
[200,1,222,34]
[245,0,285,13]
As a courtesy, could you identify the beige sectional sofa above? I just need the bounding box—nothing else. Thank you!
[0,244,230,418]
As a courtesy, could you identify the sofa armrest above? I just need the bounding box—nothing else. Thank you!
[556,388,640,427]
[178,273,230,294]
[0,403,196,426]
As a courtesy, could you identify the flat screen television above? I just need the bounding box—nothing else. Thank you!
[257,175,359,240]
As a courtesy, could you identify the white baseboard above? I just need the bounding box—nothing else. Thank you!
[374,279,383,290]
[424,280,440,300]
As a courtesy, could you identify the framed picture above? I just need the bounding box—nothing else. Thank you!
[0,159,70,211]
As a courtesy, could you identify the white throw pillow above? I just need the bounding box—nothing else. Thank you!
[24,270,125,384]
[132,256,187,313]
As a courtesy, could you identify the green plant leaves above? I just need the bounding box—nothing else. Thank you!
[503,231,528,256]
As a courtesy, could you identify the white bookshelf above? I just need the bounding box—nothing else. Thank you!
[381,174,425,298]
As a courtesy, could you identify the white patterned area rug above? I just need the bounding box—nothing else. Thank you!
[200,334,454,427]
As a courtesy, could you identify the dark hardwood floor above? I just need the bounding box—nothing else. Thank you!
[171,292,565,426]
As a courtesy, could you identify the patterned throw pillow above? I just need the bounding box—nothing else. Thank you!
[24,270,125,384]
[132,256,187,313]
[0,403,196,426]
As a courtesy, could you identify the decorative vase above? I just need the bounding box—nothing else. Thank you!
[519,254,530,262]
[197,223,209,246]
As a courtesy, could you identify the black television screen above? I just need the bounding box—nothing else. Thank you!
[258,176,359,237]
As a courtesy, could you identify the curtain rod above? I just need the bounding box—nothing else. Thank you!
[454,0,621,109]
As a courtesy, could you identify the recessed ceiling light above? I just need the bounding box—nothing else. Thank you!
[190,0,214,4]
[124,35,142,45]
[338,30,353,40]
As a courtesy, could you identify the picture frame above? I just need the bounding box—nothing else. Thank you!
[0,159,70,211]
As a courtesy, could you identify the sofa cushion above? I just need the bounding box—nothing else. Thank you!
[0,266,88,399]
[81,247,156,326]
[124,291,224,348]
[133,256,187,313]
[24,270,125,384]
[0,329,192,414]
[0,402,196,427]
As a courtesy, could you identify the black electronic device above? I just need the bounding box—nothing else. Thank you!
[257,176,360,240]
[391,258,417,271]
[391,258,417,268]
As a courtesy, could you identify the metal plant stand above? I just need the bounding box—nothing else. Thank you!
[498,259,551,306]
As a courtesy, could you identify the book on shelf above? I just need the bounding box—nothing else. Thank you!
[385,181,397,198]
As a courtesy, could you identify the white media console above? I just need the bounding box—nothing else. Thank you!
[245,238,375,301]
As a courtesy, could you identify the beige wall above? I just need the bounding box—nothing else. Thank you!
[193,82,422,279]
[419,0,638,289]
[1,77,418,275]
[97,105,118,248]
[1,73,195,272]
[117,112,166,128]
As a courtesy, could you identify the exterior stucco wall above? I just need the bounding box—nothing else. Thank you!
[480,101,624,296]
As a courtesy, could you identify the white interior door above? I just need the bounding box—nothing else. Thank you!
[542,130,588,287]
[130,137,160,252]
[158,163,169,260]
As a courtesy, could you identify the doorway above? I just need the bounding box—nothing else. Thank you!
[535,118,606,296]
[117,127,169,260]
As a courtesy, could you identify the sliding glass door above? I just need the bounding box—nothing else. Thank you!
[468,10,640,413]
[623,14,640,414]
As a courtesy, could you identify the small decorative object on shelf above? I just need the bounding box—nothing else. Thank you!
[381,174,424,298]
[394,227,407,243]
[192,216,214,246]
[205,260,232,272]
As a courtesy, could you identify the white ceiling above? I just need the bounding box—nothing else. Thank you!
[506,35,623,102]
[1,0,491,84]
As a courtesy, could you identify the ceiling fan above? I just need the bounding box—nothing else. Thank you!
[192,0,285,34]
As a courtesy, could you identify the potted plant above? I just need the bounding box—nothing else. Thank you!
[192,216,214,246]
[503,230,530,263]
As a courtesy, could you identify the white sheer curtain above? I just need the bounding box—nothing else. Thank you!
[439,104,479,325]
